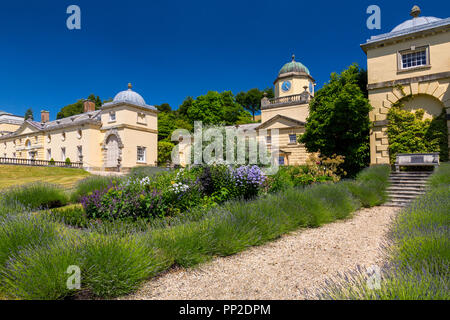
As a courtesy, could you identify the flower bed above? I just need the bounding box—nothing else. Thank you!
[81,164,267,221]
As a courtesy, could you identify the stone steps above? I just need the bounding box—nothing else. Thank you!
[384,171,432,207]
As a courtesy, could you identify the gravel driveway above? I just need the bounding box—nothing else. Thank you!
[122,205,399,300]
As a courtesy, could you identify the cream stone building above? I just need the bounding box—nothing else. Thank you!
[361,5,450,165]
[0,84,158,172]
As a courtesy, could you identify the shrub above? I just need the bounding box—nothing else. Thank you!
[49,158,55,166]
[387,102,448,164]
[2,238,82,300]
[81,234,170,298]
[197,164,237,202]
[128,166,171,179]
[158,140,175,165]
[65,158,71,166]
[70,175,116,203]
[1,182,69,210]
[44,205,90,228]
[232,165,266,200]
[428,163,450,189]
[344,165,390,207]
[0,214,58,272]
[81,183,164,221]
[149,220,212,267]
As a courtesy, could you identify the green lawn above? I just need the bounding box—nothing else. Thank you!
[0,165,90,190]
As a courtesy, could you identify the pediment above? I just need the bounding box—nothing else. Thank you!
[257,114,305,130]
[11,121,41,136]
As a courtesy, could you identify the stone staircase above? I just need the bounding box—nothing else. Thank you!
[385,171,433,207]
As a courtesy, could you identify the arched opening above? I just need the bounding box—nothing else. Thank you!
[105,134,119,168]
[387,94,448,164]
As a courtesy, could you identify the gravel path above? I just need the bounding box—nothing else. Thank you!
[123,206,399,300]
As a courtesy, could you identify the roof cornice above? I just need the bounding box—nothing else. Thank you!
[361,18,450,53]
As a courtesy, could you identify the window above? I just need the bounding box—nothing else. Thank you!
[109,111,116,122]
[47,134,51,143]
[400,47,428,70]
[61,132,66,141]
[61,147,66,161]
[278,156,285,166]
[47,149,51,160]
[12,152,16,158]
[289,134,297,144]
[77,129,82,139]
[26,140,31,148]
[77,146,82,159]
[266,135,271,144]
[137,146,146,163]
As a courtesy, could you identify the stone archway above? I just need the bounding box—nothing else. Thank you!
[370,79,450,165]
[101,129,124,169]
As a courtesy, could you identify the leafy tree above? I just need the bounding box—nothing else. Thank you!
[300,64,372,177]
[24,108,34,120]
[158,112,193,141]
[236,88,274,121]
[155,103,172,113]
[186,91,251,125]
[158,141,175,165]
[263,87,275,99]
[56,94,103,119]
[177,96,194,118]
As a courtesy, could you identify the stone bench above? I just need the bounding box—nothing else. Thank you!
[395,153,439,172]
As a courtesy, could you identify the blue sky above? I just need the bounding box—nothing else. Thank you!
[0,0,448,120]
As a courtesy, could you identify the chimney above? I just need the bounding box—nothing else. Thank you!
[83,100,96,113]
[41,110,50,123]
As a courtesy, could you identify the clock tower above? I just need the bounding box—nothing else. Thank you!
[274,55,315,98]
[261,55,315,123]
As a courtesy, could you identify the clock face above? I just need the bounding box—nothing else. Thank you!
[281,81,291,92]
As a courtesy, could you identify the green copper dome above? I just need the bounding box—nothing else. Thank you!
[279,55,310,75]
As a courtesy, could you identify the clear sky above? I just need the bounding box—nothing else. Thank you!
[0,0,448,120]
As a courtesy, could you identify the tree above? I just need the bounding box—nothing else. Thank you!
[300,64,372,177]
[158,111,193,141]
[155,103,172,113]
[186,91,251,125]
[236,87,274,121]
[24,108,34,120]
[236,88,262,121]
[177,96,194,118]
[57,94,103,119]
[158,141,175,165]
